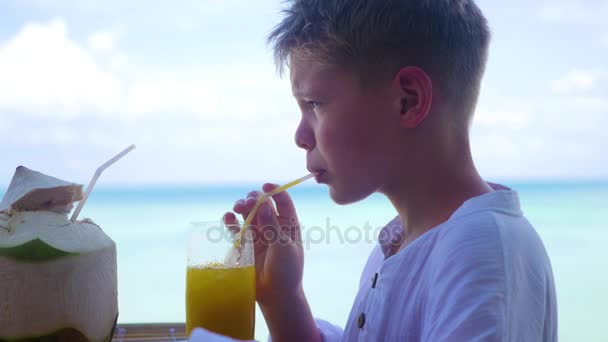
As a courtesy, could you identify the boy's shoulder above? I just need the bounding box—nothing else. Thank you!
[428,190,550,282]
[428,207,509,272]
[417,191,557,342]
[434,189,533,250]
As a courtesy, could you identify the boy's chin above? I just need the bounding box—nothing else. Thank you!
[328,183,374,205]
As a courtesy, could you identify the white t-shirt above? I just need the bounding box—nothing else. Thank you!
[316,189,558,341]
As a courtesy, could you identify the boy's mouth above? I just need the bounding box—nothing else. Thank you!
[312,170,327,183]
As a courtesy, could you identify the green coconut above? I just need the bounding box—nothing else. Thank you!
[0,166,118,342]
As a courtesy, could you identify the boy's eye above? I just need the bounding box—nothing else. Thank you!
[307,101,320,109]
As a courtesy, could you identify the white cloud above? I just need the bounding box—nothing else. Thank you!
[570,95,608,113]
[0,8,605,183]
[87,31,115,53]
[475,106,531,130]
[176,15,197,32]
[551,69,597,93]
[0,18,122,118]
[123,68,291,120]
[471,82,608,180]
[536,1,608,51]
[0,18,293,123]
[49,125,76,145]
[110,54,128,69]
[538,5,569,22]
[0,118,11,133]
[538,0,608,23]
[125,75,215,119]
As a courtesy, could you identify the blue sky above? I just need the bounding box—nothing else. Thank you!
[0,0,606,186]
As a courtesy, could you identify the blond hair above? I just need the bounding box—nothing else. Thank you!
[268,0,491,127]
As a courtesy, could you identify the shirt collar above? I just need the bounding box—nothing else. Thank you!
[377,185,522,257]
[449,188,522,220]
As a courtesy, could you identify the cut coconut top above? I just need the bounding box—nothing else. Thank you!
[0,166,83,214]
[0,211,113,254]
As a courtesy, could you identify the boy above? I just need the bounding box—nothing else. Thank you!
[221,0,558,341]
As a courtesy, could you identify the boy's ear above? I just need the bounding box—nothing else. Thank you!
[395,66,433,128]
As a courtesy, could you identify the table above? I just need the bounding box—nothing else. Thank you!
[112,323,187,342]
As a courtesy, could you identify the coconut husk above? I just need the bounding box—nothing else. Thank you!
[0,166,83,213]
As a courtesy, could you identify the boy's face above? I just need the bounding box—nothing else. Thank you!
[290,56,402,204]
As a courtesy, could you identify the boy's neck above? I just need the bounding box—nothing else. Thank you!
[384,158,493,255]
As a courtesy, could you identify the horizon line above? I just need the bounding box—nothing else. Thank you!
[1,178,608,192]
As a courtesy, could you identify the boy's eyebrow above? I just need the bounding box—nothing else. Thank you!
[291,85,313,99]
[292,89,311,98]
[291,79,330,99]
[292,88,327,101]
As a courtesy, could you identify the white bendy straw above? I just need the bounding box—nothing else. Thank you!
[70,144,136,223]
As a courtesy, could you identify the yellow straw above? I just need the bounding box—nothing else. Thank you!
[233,173,315,249]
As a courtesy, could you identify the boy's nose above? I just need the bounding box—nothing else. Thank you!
[294,119,315,151]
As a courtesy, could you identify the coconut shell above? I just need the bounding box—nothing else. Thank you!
[0,166,83,213]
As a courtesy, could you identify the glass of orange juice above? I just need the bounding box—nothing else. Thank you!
[186,221,255,339]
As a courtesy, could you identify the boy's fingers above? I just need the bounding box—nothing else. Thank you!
[233,199,245,213]
[255,197,301,247]
[235,200,252,222]
[256,199,280,232]
[237,191,265,224]
[262,183,297,221]
[245,191,262,211]
[223,212,240,235]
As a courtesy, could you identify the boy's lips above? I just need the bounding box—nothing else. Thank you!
[311,169,328,183]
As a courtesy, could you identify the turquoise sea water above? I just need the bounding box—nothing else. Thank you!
[1,181,607,341]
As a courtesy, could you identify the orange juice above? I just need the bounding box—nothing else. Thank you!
[186,264,255,339]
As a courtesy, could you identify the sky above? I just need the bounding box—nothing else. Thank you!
[0,0,606,186]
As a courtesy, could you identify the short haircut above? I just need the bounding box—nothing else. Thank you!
[268,0,491,128]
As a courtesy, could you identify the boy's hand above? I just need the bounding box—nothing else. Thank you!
[224,183,304,306]
[224,183,321,342]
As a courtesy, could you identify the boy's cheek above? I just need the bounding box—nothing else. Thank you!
[315,125,333,152]
[317,126,349,158]
[320,130,367,173]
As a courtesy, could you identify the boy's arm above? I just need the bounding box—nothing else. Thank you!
[230,186,344,342]
[230,187,328,342]
[259,288,324,342]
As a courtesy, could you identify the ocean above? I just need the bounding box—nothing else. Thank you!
[1,181,607,341]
